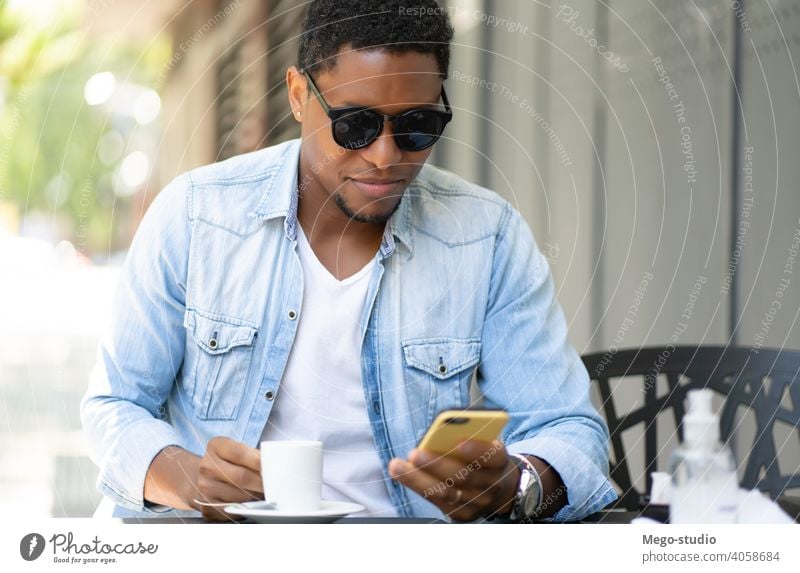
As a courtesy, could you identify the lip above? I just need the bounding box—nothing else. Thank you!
[348,178,404,198]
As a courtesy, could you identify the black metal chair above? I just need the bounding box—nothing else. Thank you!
[581,345,800,510]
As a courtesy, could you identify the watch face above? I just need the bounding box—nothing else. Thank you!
[523,482,541,516]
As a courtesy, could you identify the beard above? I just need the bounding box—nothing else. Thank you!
[333,192,403,225]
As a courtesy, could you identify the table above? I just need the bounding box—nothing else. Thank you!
[118,496,800,524]
[117,510,641,524]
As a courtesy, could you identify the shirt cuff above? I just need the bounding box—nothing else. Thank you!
[94,417,189,514]
[507,436,617,522]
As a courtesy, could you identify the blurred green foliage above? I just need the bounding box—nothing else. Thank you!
[0,0,169,255]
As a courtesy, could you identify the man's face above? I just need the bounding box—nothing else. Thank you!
[288,48,444,224]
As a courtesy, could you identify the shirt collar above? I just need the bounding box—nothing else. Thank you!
[248,138,414,257]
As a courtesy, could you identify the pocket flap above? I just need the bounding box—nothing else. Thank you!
[402,338,481,380]
[185,309,258,355]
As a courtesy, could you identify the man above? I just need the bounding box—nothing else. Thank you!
[81,0,616,523]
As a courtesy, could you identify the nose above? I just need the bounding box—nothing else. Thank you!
[359,118,403,170]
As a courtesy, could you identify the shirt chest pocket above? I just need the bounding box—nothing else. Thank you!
[183,309,259,421]
[401,338,482,436]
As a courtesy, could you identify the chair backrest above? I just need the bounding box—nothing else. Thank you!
[581,345,800,510]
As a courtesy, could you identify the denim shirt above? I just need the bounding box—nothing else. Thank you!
[80,138,616,521]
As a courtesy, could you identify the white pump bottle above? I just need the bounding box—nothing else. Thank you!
[669,389,739,523]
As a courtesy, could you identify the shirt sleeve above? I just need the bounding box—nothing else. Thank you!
[477,202,617,522]
[79,174,193,514]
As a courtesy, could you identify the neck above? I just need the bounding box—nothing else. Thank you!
[296,162,385,246]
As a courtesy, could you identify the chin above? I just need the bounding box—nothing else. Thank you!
[335,193,402,225]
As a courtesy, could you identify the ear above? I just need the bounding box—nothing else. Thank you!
[286,65,307,122]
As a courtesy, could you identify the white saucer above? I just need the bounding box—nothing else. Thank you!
[224,500,365,523]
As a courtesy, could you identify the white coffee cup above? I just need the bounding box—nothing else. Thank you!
[260,440,323,512]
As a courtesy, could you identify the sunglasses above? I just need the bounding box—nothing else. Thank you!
[302,70,452,152]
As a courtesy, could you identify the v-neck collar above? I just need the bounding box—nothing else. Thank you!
[296,223,377,286]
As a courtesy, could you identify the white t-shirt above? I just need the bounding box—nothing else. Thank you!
[259,224,398,517]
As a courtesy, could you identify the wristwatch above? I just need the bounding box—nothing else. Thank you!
[508,454,543,521]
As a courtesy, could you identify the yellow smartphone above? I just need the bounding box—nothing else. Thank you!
[417,409,509,456]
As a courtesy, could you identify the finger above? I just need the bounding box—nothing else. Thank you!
[388,458,448,498]
[456,439,508,469]
[200,504,247,523]
[194,481,263,504]
[410,449,476,485]
[194,480,261,523]
[211,436,262,473]
[412,445,513,497]
[203,451,264,494]
[191,479,262,512]
[388,458,474,509]
[389,458,493,522]
[456,457,521,521]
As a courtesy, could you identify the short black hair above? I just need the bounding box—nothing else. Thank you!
[298,0,454,79]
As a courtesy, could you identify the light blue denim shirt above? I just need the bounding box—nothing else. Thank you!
[80,137,616,521]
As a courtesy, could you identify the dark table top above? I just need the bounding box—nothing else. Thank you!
[118,510,642,525]
[117,496,800,525]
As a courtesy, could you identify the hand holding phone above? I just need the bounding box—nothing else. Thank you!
[388,408,515,521]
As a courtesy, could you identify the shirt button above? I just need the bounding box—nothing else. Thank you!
[265,390,274,401]
[287,309,298,320]
[208,338,218,350]
[438,364,447,374]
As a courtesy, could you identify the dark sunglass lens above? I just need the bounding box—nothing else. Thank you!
[334,110,381,149]
[395,111,444,151]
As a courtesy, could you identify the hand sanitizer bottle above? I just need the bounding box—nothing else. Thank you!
[669,389,739,523]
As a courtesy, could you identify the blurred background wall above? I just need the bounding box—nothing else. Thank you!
[1,0,798,516]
